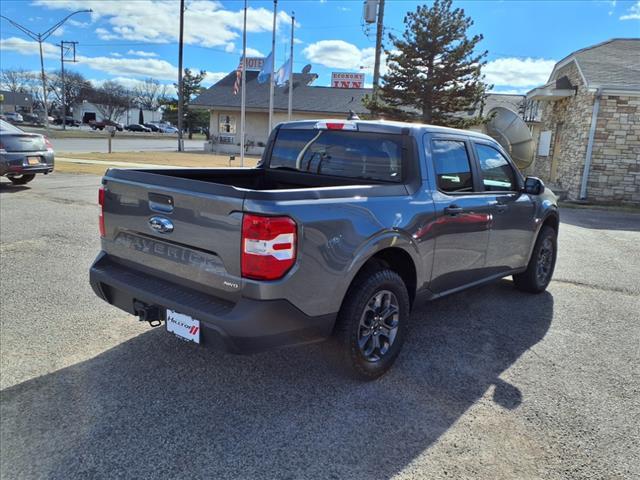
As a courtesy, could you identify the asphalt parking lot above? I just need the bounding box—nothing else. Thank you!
[1,173,639,479]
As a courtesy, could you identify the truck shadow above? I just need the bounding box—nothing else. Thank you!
[0,280,553,479]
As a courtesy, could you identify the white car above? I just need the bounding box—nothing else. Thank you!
[4,112,24,123]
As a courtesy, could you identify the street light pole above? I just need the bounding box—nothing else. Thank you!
[1,10,92,132]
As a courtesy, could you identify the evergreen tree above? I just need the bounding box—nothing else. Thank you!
[173,69,207,139]
[366,0,489,127]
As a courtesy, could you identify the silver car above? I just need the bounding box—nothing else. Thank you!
[0,119,54,185]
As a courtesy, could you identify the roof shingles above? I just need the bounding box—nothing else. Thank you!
[193,71,372,114]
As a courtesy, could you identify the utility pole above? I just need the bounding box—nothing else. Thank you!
[287,12,295,121]
[59,41,78,131]
[372,0,385,103]
[0,10,91,132]
[177,0,185,152]
[240,0,248,167]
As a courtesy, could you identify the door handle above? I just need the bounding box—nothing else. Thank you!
[444,205,463,216]
[495,203,508,213]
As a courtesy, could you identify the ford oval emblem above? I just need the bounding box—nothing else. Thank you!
[148,216,174,234]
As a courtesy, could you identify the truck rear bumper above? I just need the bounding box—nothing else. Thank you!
[89,253,337,354]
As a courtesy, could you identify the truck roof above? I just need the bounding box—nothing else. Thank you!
[278,119,495,141]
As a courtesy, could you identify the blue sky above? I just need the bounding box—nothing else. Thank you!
[1,0,639,95]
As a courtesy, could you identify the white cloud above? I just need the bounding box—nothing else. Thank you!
[244,47,265,57]
[51,26,65,37]
[293,38,304,45]
[127,50,159,58]
[483,57,556,88]
[2,36,224,91]
[303,40,374,71]
[202,72,227,87]
[33,0,295,49]
[67,19,90,28]
[0,36,59,58]
[620,0,640,19]
[1,36,177,80]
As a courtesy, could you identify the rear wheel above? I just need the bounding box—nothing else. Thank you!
[8,174,36,185]
[513,225,557,293]
[330,268,410,380]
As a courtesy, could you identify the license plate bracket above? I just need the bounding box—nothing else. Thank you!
[166,309,200,344]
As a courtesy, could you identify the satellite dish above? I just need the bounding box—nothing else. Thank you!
[485,106,535,170]
[302,64,312,74]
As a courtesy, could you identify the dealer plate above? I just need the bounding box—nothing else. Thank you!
[166,309,200,344]
[27,157,41,165]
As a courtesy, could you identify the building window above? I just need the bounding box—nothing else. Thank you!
[219,114,236,134]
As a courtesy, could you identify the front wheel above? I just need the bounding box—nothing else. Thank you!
[8,174,36,185]
[513,225,557,293]
[330,268,410,380]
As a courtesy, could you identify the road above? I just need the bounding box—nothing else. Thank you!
[49,137,204,153]
[1,173,639,480]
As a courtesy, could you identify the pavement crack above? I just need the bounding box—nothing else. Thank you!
[552,278,636,295]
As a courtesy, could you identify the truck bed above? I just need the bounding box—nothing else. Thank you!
[104,167,410,199]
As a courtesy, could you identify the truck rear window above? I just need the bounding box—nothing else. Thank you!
[269,129,404,182]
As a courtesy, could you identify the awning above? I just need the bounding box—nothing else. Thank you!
[527,87,575,101]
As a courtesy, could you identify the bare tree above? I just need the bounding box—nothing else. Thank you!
[47,70,91,115]
[0,68,36,93]
[133,78,169,110]
[92,81,131,121]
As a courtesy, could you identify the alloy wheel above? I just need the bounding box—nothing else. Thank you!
[357,290,400,362]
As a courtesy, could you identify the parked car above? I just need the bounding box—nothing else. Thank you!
[4,112,24,123]
[53,116,80,127]
[143,123,161,132]
[21,113,43,125]
[90,119,123,131]
[0,119,54,185]
[90,119,559,379]
[159,125,179,134]
[125,123,152,133]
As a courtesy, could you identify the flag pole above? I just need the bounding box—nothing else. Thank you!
[287,11,294,121]
[240,0,247,167]
[268,0,277,134]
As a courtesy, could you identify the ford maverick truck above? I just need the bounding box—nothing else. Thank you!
[90,120,558,379]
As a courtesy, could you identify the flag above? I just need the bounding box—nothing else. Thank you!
[233,57,243,95]
[257,51,273,84]
[275,57,291,87]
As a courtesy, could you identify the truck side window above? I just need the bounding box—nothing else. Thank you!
[432,140,474,193]
[475,144,516,192]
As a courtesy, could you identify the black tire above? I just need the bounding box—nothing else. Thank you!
[329,267,411,380]
[513,225,557,293]
[8,174,36,185]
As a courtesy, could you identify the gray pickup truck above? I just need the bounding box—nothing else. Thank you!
[90,119,558,379]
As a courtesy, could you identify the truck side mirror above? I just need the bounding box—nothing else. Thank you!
[523,176,545,195]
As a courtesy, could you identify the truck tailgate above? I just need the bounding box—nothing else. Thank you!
[101,171,245,303]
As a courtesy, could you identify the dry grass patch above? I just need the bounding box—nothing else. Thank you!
[56,151,259,175]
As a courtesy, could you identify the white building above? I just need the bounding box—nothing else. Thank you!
[192,70,371,154]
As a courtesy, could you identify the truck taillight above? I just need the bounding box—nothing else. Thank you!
[241,214,297,280]
[98,186,105,237]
